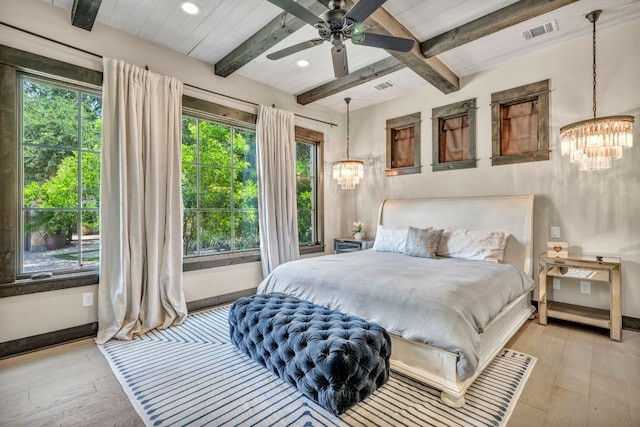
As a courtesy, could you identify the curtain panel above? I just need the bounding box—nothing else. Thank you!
[256,105,299,277]
[97,58,186,343]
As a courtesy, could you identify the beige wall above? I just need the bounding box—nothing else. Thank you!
[343,20,640,318]
[0,0,345,342]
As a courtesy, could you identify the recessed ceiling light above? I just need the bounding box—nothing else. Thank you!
[180,1,201,15]
[297,59,309,68]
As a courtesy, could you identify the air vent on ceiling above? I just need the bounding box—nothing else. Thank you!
[522,20,558,40]
[374,80,395,91]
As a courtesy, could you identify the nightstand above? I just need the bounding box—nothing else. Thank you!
[538,253,621,341]
[334,237,374,254]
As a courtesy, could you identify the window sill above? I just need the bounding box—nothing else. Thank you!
[1,244,326,297]
[0,271,99,298]
[182,250,261,272]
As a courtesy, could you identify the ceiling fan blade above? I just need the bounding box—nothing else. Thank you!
[266,0,324,27]
[331,44,349,78]
[344,0,386,23]
[267,38,324,60]
[352,32,415,52]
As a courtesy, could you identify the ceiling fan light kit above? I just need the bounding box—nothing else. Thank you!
[266,0,415,78]
[560,9,634,171]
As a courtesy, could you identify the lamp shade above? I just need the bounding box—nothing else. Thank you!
[333,97,364,189]
[332,160,364,190]
[560,115,634,171]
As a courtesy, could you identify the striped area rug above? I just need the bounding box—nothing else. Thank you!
[99,305,536,427]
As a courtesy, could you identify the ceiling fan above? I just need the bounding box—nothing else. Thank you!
[265,0,415,78]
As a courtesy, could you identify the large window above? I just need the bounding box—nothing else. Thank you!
[295,127,323,247]
[20,75,102,274]
[181,114,259,256]
[296,141,317,244]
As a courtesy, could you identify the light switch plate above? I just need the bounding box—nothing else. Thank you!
[550,226,561,238]
[580,281,591,294]
[82,292,94,307]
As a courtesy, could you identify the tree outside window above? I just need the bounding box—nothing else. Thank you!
[181,115,258,256]
[21,75,102,274]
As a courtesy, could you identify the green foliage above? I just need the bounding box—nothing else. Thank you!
[22,77,316,255]
[22,77,102,237]
[181,117,260,255]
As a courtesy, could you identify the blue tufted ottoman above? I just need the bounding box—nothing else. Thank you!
[228,293,391,415]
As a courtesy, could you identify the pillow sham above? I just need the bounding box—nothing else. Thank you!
[372,225,410,253]
[404,227,443,258]
[436,228,509,262]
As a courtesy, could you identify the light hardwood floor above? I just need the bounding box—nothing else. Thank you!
[1,318,639,426]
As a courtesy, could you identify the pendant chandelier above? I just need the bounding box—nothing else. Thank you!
[332,97,364,189]
[560,9,634,171]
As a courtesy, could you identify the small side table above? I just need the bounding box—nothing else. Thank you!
[334,237,374,254]
[538,253,621,341]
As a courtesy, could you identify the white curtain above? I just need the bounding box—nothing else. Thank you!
[97,58,187,344]
[256,105,299,277]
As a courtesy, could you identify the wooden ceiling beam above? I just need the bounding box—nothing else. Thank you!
[71,0,103,31]
[421,0,580,57]
[297,56,405,105]
[214,0,327,77]
[361,3,459,94]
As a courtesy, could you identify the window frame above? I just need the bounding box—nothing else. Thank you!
[294,126,325,255]
[18,72,103,276]
[431,98,477,171]
[491,79,550,166]
[0,45,102,294]
[181,109,259,259]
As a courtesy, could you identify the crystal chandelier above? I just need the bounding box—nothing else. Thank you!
[332,97,364,189]
[560,9,634,171]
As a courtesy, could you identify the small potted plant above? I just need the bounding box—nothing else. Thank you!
[352,221,364,240]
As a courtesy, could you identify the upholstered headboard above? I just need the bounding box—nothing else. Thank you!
[377,195,534,276]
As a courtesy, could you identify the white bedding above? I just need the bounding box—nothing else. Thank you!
[257,250,535,380]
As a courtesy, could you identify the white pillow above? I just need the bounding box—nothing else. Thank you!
[436,228,509,262]
[372,225,410,253]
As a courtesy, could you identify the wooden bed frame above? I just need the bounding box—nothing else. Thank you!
[377,195,535,407]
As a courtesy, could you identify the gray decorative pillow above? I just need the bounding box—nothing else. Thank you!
[404,227,443,258]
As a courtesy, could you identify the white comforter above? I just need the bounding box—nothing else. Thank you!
[257,250,535,380]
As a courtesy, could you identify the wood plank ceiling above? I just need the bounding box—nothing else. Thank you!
[45,0,640,112]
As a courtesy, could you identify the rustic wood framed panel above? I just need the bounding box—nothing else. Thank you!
[491,79,550,166]
[386,112,421,176]
[431,98,477,171]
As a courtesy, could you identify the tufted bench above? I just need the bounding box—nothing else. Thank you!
[228,293,391,415]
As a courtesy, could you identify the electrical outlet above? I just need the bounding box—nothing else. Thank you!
[580,281,591,294]
[553,278,560,290]
[82,292,94,307]
[550,226,561,238]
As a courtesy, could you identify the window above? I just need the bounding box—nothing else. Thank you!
[431,98,477,171]
[296,141,316,244]
[385,112,421,176]
[20,74,102,274]
[491,79,550,165]
[181,114,259,256]
[295,126,323,248]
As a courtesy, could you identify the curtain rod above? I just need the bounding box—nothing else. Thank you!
[1,22,337,127]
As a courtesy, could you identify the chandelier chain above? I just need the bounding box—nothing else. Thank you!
[346,97,351,159]
[592,17,597,119]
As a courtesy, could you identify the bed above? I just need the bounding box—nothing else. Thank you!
[257,195,535,407]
